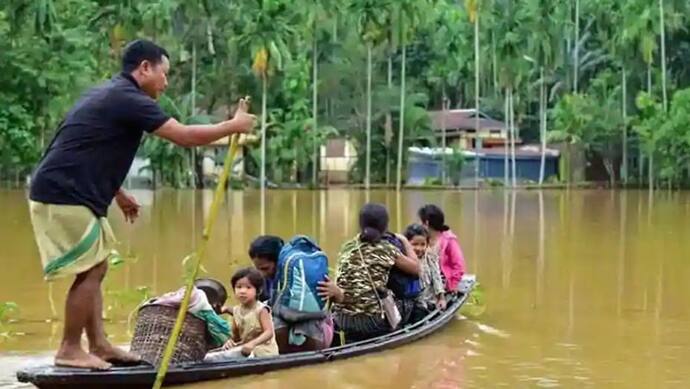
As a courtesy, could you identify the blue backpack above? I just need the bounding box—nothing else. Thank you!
[273,236,329,322]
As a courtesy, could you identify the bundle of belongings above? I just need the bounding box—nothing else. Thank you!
[129,278,231,365]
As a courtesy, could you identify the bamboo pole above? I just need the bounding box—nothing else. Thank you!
[153,134,242,389]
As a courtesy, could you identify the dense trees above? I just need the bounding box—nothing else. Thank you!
[1,0,689,188]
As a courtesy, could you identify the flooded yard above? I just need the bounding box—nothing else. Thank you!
[1,189,689,388]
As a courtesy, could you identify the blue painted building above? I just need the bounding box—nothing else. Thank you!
[407,147,560,185]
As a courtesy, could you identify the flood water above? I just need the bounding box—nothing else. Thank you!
[1,188,689,388]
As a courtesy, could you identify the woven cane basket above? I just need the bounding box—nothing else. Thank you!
[129,305,209,366]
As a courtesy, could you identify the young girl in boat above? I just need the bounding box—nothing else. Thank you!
[418,204,466,292]
[404,224,446,311]
[204,268,279,361]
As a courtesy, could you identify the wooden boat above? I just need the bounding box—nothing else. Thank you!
[17,279,474,388]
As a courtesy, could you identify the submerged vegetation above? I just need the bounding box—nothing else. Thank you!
[0,302,19,340]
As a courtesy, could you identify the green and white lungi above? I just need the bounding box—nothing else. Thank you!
[29,201,117,281]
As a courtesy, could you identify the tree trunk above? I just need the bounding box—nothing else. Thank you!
[492,31,498,97]
[657,0,667,192]
[441,86,448,185]
[646,63,653,192]
[365,42,372,189]
[648,153,654,193]
[509,88,517,188]
[332,13,338,43]
[386,54,393,185]
[312,28,319,187]
[206,22,215,55]
[604,158,615,188]
[622,67,628,184]
[191,42,198,188]
[639,64,652,185]
[644,60,651,94]
[639,153,644,185]
[659,0,668,112]
[573,0,580,93]
[473,13,480,186]
[260,76,268,198]
[538,67,547,185]
[396,43,407,191]
[504,89,509,186]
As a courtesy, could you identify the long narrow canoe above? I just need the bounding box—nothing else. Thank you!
[17,279,474,388]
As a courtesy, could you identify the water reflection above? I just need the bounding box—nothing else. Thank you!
[536,191,544,306]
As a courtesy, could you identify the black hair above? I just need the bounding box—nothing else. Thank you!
[248,235,284,263]
[404,223,429,242]
[194,278,227,312]
[122,39,169,73]
[418,204,449,232]
[231,267,264,294]
[359,203,389,243]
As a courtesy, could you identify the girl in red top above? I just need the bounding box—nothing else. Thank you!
[418,204,466,292]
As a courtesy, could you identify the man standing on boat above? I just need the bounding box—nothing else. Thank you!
[28,39,255,370]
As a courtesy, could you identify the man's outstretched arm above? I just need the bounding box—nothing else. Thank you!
[154,98,255,147]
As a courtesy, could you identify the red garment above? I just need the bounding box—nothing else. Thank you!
[437,230,466,291]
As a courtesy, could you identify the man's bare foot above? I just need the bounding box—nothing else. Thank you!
[55,347,112,370]
[91,344,141,365]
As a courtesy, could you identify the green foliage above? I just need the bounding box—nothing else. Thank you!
[634,92,664,157]
[551,72,625,183]
[0,3,101,177]
[460,283,486,318]
[422,177,442,186]
[350,92,432,183]
[139,137,191,188]
[245,51,338,184]
[633,89,690,187]
[447,147,466,180]
[181,253,208,283]
[485,178,505,188]
[1,0,690,187]
[105,286,151,314]
[0,302,18,324]
[0,301,19,340]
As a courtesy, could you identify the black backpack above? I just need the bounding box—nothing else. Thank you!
[382,233,422,299]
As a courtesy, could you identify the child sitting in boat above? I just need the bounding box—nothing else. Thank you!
[381,231,424,325]
[418,204,466,292]
[404,224,447,312]
[205,268,279,361]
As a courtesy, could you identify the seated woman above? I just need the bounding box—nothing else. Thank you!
[248,236,333,353]
[318,203,420,343]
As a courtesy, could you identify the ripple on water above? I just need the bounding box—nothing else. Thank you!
[535,377,560,388]
[474,322,511,338]
[0,353,52,389]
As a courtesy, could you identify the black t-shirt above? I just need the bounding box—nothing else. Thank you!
[29,73,170,217]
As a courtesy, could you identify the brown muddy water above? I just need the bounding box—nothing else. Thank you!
[1,189,689,388]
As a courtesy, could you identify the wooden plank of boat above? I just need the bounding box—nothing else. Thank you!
[17,287,472,388]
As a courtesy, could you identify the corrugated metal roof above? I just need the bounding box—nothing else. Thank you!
[428,109,507,133]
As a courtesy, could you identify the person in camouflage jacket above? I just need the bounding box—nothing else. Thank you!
[317,203,419,343]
